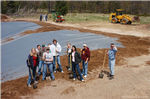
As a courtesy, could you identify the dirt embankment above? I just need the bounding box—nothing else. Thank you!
[1,19,150,99]
[1,14,15,22]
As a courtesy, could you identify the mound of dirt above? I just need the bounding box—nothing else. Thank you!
[1,14,14,22]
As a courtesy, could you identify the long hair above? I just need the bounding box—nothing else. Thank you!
[30,48,37,57]
[72,45,77,52]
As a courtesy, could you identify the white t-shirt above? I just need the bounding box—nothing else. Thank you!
[36,48,40,53]
[43,52,53,64]
[72,52,75,62]
[51,43,62,56]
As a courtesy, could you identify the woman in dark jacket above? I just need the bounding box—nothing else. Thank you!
[71,45,84,82]
[26,48,39,87]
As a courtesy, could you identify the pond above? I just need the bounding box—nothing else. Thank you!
[1,28,123,82]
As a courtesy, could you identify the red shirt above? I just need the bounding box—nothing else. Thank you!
[81,47,90,61]
[33,56,37,67]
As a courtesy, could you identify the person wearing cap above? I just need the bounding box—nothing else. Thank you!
[81,44,90,78]
[107,43,117,80]
[37,44,46,76]
[42,47,55,80]
[51,39,63,73]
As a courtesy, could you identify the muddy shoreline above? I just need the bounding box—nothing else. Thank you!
[1,20,150,99]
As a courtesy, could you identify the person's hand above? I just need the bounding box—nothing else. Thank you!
[106,50,109,55]
[56,50,59,53]
[85,61,88,64]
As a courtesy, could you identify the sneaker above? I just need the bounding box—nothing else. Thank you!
[34,81,38,84]
[81,79,84,82]
[68,68,71,71]
[109,75,114,80]
[27,84,32,88]
[73,78,76,81]
[42,78,46,81]
[84,75,87,78]
[49,77,51,80]
[52,78,55,81]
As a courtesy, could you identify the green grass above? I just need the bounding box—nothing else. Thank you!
[11,12,150,24]
[64,13,150,24]
[64,13,110,23]
[139,16,150,24]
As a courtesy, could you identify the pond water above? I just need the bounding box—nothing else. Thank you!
[1,21,41,39]
[1,27,123,82]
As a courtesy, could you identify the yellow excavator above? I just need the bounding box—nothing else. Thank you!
[109,9,132,24]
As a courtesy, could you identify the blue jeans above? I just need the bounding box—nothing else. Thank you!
[38,60,44,75]
[27,66,37,85]
[72,62,83,80]
[82,61,88,76]
[109,59,115,75]
[53,56,63,72]
[43,63,55,80]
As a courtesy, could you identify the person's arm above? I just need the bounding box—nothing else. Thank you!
[113,46,117,52]
[56,44,62,53]
[66,48,68,56]
[77,52,81,62]
[45,56,53,62]
[106,50,109,56]
[29,55,34,69]
[85,49,90,63]
[37,55,39,66]
[42,53,46,61]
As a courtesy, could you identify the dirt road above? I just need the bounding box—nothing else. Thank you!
[13,17,150,37]
[50,22,150,37]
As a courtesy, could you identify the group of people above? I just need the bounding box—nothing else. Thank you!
[26,39,117,88]
[27,39,63,87]
[66,43,90,81]
[40,14,48,21]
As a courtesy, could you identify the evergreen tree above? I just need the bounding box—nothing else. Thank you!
[55,1,68,16]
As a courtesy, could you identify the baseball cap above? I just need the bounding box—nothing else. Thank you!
[42,45,45,47]
[83,44,87,47]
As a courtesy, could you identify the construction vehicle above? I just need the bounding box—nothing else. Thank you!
[109,9,132,24]
[52,11,65,23]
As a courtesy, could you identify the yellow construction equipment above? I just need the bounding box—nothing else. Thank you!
[109,9,132,24]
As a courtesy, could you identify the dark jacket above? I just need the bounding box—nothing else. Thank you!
[26,55,39,69]
[72,51,81,64]
[39,48,46,60]
[81,47,90,61]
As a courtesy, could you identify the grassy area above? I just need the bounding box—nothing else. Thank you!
[64,13,150,24]
[11,12,150,24]
[139,16,150,24]
[64,13,110,23]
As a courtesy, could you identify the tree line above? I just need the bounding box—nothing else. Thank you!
[1,1,150,16]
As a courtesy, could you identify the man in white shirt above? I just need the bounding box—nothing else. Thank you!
[51,39,63,73]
